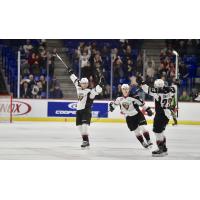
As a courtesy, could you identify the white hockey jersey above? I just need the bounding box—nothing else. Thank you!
[113,95,148,117]
[70,74,102,110]
[141,84,176,119]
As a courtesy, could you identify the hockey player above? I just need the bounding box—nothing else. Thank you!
[136,76,176,157]
[170,95,178,126]
[194,92,200,101]
[68,68,103,148]
[109,84,153,148]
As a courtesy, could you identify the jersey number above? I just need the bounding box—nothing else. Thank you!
[162,98,172,108]
[78,95,84,101]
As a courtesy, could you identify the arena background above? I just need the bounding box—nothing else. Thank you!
[0,1,200,200]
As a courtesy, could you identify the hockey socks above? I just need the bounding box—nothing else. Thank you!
[136,135,144,144]
[143,131,150,142]
[82,135,89,142]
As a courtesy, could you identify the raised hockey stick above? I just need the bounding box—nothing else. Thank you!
[56,53,71,71]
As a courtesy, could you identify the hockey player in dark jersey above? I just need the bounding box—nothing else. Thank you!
[68,68,103,148]
[109,84,153,148]
[136,76,176,157]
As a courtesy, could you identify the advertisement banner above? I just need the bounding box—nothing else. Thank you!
[48,101,108,118]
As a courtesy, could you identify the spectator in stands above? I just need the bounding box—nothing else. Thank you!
[179,90,192,102]
[23,39,33,55]
[113,56,124,81]
[93,52,102,69]
[160,49,166,62]
[179,62,189,94]
[101,84,110,99]
[31,60,40,76]
[78,45,92,78]
[51,48,57,63]
[39,49,47,69]
[39,75,47,92]
[116,84,122,97]
[20,80,31,98]
[28,53,37,66]
[146,60,155,84]
[21,60,30,77]
[28,74,35,90]
[126,59,135,77]
[49,76,60,92]
[50,85,63,99]
[89,76,95,88]
[48,59,54,77]
[31,81,43,99]
[158,63,168,77]
[136,52,143,75]
[146,59,155,76]
[187,40,196,55]
[111,48,119,61]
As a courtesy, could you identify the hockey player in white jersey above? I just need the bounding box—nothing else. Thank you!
[136,76,176,157]
[109,84,153,148]
[194,92,200,101]
[68,68,103,148]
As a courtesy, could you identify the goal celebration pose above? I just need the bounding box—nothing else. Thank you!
[109,84,153,148]
[68,68,103,148]
[136,77,176,157]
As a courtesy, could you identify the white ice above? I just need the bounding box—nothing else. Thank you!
[0,122,200,159]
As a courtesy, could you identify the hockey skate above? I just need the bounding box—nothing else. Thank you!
[81,141,90,149]
[152,147,168,157]
[142,142,149,149]
[147,140,153,149]
[172,120,178,126]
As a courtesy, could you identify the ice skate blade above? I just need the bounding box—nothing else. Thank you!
[147,144,153,149]
[152,152,168,157]
[81,146,90,150]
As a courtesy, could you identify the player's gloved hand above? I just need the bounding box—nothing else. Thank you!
[96,85,103,93]
[109,102,115,112]
[68,67,74,75]
[146,107,153,116]
[136,76,145,86]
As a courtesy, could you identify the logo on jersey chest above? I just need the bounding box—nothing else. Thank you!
[122,102,130,110]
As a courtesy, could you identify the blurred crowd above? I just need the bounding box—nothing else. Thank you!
[19,40,63,99]
[67,39,143,98]
[16,39,200,101]
[143,39,200,102]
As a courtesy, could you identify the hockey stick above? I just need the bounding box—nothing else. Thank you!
[56,53,71,70]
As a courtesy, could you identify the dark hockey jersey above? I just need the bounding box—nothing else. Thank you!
[141,84,176,118]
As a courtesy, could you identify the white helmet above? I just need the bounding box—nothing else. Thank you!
[154,79,165,88]
[121,84,130,90]
[80,78,89,84]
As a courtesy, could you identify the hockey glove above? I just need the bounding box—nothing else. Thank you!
[68,67,74,75]
[109,102,115,112]
[146,107,153,116]
[95,85,103,94]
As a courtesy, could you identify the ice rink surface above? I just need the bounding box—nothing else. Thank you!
[0,122,200,160]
